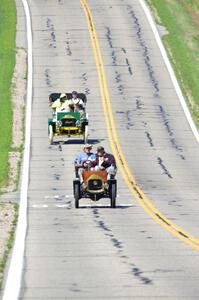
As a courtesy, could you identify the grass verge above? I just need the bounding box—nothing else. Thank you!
[0,0,16,187]
[146,0,199,127]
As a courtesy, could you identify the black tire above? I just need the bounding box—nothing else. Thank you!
[49,125,53,145]
[74,183,80,208]
[75,167,79,178]
[110,181,117,208]
[83,125,88,144]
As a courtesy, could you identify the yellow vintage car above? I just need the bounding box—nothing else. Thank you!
[73,170,117,208]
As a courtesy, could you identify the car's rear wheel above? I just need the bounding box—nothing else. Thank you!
[83,125,88,144]
[110,181,117,208]
[49,125,53,145]
[74,182,80,208]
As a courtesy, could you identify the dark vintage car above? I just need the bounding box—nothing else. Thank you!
[48,93,88,144]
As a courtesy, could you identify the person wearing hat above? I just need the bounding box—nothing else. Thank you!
[94,146,117,179]
[68,91,85,113]
[74,144,96,178]
[51,93,69,110]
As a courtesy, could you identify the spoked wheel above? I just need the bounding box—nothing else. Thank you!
[74,181,81,208]
[49,125,53,145]
[83,125,88,144]
[110,180,117,208]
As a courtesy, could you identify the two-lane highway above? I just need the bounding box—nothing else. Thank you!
[12,0,199,299]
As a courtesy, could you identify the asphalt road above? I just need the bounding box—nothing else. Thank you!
[14,0,199,299]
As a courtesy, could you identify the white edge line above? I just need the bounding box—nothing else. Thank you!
[3,0,32,299]
[139,0,199,144]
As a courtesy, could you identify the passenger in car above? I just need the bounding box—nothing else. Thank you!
[68,91,85,112]
[94,146,117,179]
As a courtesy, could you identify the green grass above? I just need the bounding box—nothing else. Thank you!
[147,0,199,127]
[0,202,18,288]
[0,0,16,187]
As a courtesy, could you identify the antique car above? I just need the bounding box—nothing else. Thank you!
[48,93,88,144]
[73,169,117,208]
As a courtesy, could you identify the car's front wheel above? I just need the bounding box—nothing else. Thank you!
[110,180,117,208]
[83,125,88,144]
[74,181,81,208]
[48,125,53,145]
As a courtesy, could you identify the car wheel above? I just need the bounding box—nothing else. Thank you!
[74,182,80,208]
[83,125,88,144]
[49,125,53,145]
[110,181,117,208]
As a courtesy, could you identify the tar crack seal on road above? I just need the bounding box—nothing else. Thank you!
[127,5,160,97]
[157,157,173,179]
[91,208,153,285]
[44,68,52,87]
[159,105,185,160]
[46,18,57,48]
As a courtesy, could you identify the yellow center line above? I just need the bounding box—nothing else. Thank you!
[80,0,199,250]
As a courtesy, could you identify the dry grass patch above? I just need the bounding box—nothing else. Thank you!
[0,202,18,288]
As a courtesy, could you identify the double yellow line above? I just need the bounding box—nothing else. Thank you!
[80,0,199,250]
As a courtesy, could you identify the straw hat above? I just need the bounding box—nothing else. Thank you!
[83,144,92,149]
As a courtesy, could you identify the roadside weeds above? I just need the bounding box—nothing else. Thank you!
[1,48,27,194]
[146,0,199,128]
[0,47,27,290]
[0,202,18,289]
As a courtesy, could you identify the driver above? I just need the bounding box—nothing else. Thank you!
[51,93,73,113]
[74,144,96,179]
[51,93,67,110]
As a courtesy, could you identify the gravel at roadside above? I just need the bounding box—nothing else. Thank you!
[0,202,17,286]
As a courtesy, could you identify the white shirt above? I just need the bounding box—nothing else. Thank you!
[98,156,104,167]
[68,98,84,108]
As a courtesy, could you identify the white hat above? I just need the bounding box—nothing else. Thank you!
[60,93,66,98]
[83,144,92,149]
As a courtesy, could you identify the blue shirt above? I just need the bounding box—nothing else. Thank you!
[74,152,96,164]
